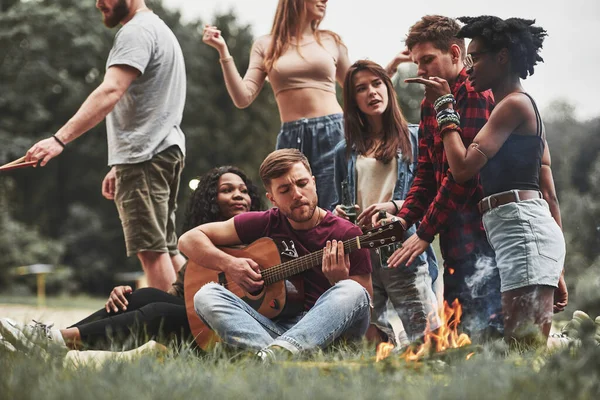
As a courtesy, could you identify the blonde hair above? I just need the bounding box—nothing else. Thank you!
[259,149,312,189]
[263,0,343,71]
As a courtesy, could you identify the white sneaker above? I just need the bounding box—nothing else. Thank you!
[0,318,66,352]
[0,333,17,352]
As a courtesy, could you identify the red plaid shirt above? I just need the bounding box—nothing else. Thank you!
[398,69,494,264]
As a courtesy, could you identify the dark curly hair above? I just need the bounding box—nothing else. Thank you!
[181,166,263,233]
[457,16,547,79]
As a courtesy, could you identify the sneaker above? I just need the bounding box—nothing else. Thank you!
[0,334,17,352]
[255,346,293,363]
[561,310,593,339]
[0,318,66,352]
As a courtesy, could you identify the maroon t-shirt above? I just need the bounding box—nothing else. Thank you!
[234,208,372,310]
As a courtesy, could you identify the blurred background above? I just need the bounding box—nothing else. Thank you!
[0,0,598,317]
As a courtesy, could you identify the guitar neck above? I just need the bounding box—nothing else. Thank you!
[260,237,361,285]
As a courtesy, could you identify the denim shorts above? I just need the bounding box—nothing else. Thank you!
[276,114,344,210]
[482,198,565,292]
[114,146,184,257]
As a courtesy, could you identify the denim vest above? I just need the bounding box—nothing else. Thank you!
[330,124,438,282]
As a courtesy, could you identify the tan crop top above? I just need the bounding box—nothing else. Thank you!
[219,33,350,108]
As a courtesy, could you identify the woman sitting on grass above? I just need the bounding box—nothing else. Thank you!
[0,166,262,352]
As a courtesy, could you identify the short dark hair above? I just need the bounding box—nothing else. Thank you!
[259,149,312,189]
[405,15,465,56]
[457,16,547,79]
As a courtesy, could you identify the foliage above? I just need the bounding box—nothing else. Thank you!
[0,0,280,293]
[0,0,598,308]
[394,64,423,124]
[544,103,600,316]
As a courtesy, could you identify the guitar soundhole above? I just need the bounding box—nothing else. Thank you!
[249,288,263,296]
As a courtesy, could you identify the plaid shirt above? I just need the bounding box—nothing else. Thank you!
[397,69,494,265]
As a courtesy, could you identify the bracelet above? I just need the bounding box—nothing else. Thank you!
[390,200,399,215]
[439,123,462,138]
[436,108,461,121]
[433,94,455,112]
[219,56,233,62]
[52,135,66,148]
[436,108,461,127]
[470,142,488,161]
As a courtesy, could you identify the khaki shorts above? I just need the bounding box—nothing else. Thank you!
[114,146,184,257]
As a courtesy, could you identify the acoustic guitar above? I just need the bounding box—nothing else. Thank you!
[184,221,404,350]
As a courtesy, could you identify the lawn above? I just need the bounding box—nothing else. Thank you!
[2,333,599,400]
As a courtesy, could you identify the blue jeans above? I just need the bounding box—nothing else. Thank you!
[276,114,344,210]
[194,280,371,354]
[371,252,440,345]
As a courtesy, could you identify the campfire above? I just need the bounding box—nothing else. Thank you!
[376,299,472,362]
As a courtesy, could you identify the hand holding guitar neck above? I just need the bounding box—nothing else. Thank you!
[322,239,350,285]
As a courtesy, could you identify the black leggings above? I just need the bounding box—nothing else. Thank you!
[69,288,191,350]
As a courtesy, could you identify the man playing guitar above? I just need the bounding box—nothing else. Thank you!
[178,149,373,360]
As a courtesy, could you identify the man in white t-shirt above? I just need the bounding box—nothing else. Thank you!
[25,0,187,291]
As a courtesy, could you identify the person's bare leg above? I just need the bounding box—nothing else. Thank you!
[502,285,554,347]
[170,253,186,273]
[60,327,82,350]
[137,251,177,291]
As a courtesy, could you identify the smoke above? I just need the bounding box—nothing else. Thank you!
[462,253,504,336]
[465,254,497,298]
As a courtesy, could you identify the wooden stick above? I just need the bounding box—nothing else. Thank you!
[0,160,38,171]
[0,155,26,168]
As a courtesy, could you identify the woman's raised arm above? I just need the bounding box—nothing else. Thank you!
[203,26,268,109]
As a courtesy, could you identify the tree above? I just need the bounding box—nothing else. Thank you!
[0,0,280,294]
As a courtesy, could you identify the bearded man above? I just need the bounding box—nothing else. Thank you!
[25,0,187,291]
[180,149,373,360]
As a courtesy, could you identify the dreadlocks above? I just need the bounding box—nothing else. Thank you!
[457,16,547,79]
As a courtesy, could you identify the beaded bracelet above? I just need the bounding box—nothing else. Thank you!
[438,115,460,127]
[52,135,66,148]
[436,108,461,120]
[433,94,456,112]
[436,108,461,127]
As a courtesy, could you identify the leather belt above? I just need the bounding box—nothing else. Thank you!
[478,190,543,214]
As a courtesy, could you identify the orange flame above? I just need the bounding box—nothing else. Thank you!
[375,298,472,362]
[375,342,395,362]
[448,267,455,275]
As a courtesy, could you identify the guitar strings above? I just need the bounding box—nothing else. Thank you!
[260,226,397,283]
[206,225,398,292]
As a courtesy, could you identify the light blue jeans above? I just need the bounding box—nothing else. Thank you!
[371,251,440,345]
[276,113,344,210]
[194,279,371,354]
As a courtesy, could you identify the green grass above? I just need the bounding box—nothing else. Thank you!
[2,336,599,400]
